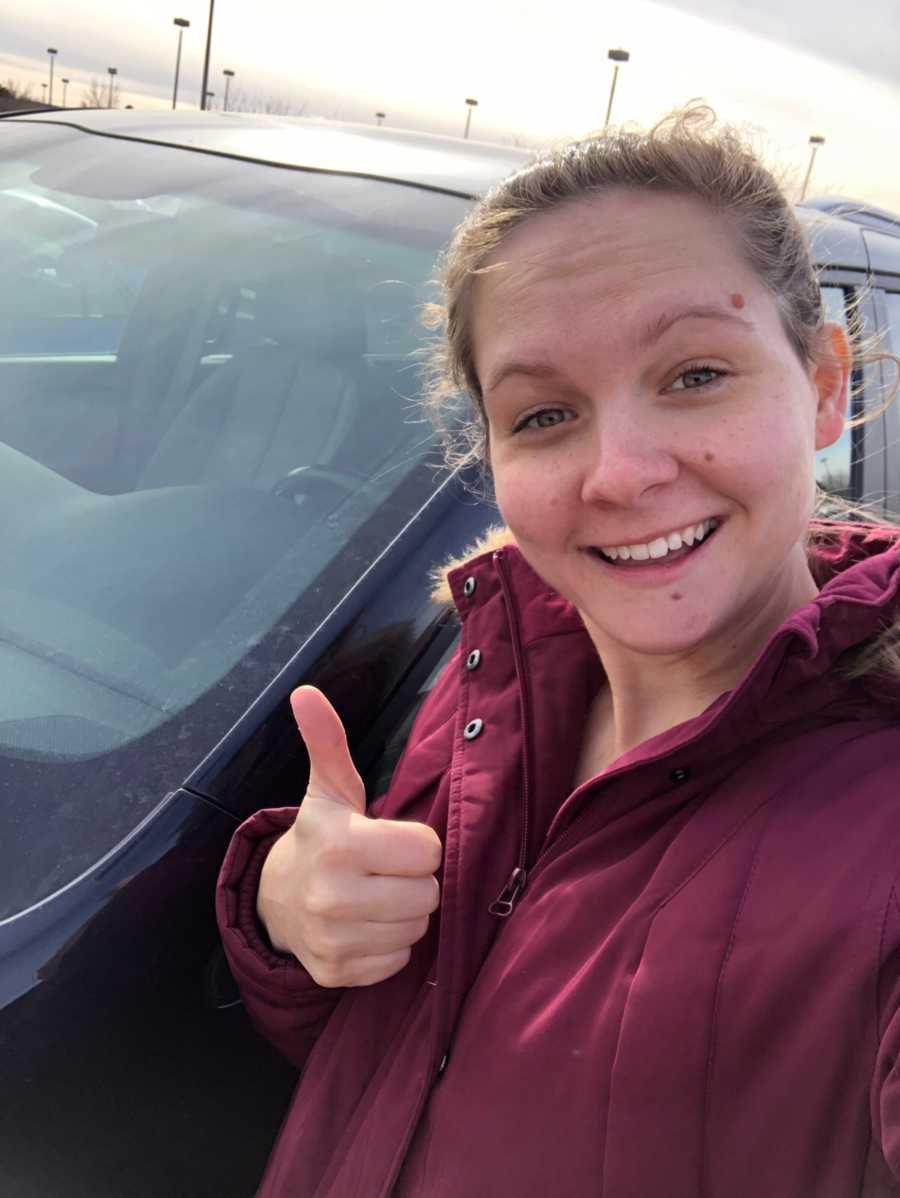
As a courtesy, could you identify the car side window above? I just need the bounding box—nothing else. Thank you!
[884,291,900,356]
[815,285,854,497]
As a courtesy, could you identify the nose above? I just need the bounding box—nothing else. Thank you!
[578,414,680,507]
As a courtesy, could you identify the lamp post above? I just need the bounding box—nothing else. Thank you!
[172,17,190,109]
[463,96,478,140]
[61,78,70,106]
[222,68,234,112]
[604,49,629,129]
[375,111,386,126]
[199,0,215,110]
[800,135,826,201]
[47,47,58,105]
[41,82,47,103]
[205,90,215,109]
[107,66,118,108]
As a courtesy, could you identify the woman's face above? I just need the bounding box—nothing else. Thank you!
[472,190,848,660]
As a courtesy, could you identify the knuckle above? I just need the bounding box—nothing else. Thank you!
[313,835,350,872]
[303,954,343,988]
[303,881,342,919]
[311,922,353,962]
[409,916,430,944]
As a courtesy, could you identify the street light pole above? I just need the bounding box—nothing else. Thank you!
[222,68,234,112]
[200,0,215,111]
[47,47,58,105]
[800,135,826,201]
[463,96,478,139]
[107,66,118,108]
[375,111,386,126]
[172,17,190,110]
[604,49,629,129]
[61,77,70,106]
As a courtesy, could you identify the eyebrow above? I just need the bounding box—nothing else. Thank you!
[641,304,753,349]
[482,304,754,395]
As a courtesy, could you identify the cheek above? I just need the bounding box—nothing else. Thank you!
[706,389,814,499]
[492,459,572,542]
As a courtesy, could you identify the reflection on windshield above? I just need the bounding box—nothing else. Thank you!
[0,122,468,763]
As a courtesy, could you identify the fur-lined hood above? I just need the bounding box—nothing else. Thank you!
[430,525,515,605]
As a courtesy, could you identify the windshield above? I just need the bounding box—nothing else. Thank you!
[0,121,470,917]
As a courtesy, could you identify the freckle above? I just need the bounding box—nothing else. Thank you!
[704,451,714,462]
[670,592,683,601]
[730,292,745,309]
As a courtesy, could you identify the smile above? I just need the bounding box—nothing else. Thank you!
[588,517,721,567]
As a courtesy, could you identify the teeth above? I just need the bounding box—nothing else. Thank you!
[599,518,718,563]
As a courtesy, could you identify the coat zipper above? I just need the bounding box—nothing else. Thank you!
[488,866,528,917]
[489,549,532,918]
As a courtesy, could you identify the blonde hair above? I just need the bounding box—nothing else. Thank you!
[423,103,894,463]
[421,101,900,682]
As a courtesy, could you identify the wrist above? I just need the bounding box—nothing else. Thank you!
[256,828,297,955]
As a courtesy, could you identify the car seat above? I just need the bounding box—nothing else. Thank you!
[136,272,366,492]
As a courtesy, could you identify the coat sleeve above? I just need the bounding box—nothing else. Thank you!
[215,644,463,1072]
[215,805,342,1071]
[871,880,900,1179]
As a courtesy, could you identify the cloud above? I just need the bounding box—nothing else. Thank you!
[660,0,900,88]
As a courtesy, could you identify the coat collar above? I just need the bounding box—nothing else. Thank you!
[442,520,900,747]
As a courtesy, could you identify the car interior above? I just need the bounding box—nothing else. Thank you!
[0,124,469,760]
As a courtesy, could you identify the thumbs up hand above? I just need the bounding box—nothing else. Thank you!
[256,686,442,987]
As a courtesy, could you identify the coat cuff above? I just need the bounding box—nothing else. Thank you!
[216,806,314,1002]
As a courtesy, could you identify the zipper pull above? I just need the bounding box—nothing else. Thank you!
[489,867,527,917]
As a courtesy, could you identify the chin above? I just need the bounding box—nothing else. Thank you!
[578,606,726,659]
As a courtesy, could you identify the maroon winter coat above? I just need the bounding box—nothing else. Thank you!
[217,522,900,1197]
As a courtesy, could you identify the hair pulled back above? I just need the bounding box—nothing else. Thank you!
[422,102,824,471]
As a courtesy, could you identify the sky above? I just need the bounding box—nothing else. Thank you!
[2,0,899,210]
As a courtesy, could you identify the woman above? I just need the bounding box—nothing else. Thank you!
[217,107,900,1196]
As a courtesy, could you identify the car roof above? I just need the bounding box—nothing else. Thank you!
[8,109,899,274]
[4,109,531,199]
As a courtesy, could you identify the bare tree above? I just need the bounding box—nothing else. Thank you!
[0,77,41,112]
[227,87,308,117]
[81,75,120,109]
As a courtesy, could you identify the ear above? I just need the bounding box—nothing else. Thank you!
[812,323,851,450]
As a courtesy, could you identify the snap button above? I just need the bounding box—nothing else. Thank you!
[463,718,484,740]
[669,767,691,785]
[463,576,477,597]
[466,649,481,671]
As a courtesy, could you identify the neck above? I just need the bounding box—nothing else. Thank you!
[580,557,820,770]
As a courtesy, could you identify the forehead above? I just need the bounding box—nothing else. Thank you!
[470,190,762,360]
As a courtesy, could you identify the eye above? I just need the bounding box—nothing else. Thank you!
[669,364,725,391]
[513,408,573,434]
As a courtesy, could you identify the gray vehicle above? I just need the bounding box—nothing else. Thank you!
[798,197,900,506]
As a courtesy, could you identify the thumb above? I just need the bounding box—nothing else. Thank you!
[290,686,366,814]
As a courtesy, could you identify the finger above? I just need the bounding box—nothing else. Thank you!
[306,873,440,923]
[351,818,443,877]
[357,873,441,922]
[309,916,431,961]
[291,685,365,814]
[304,948,413,989]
